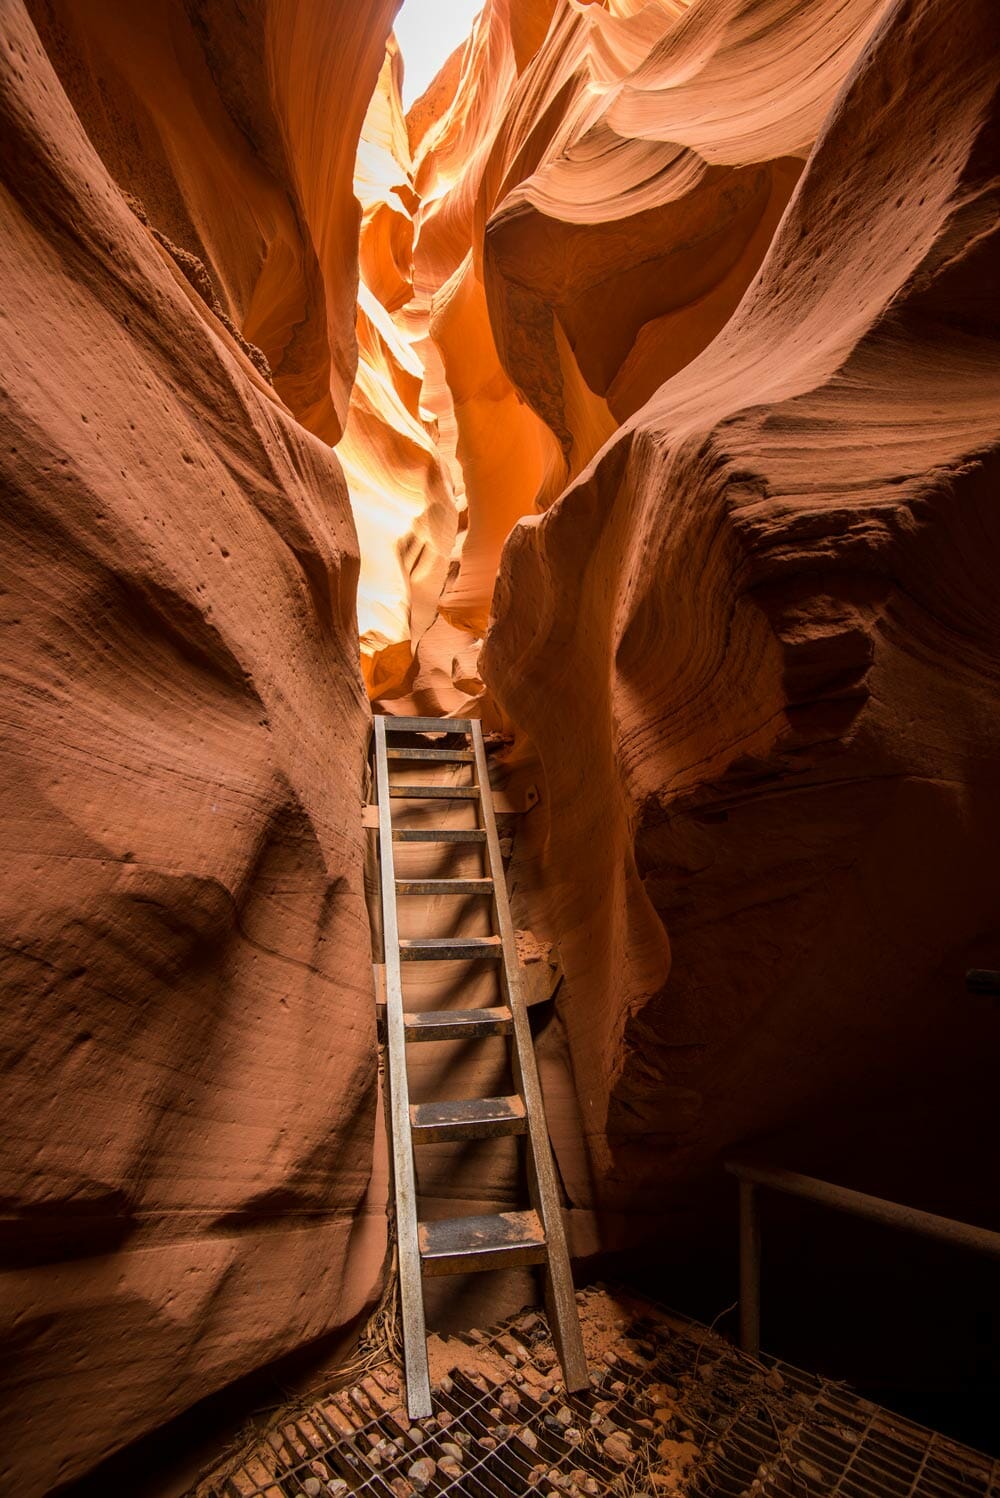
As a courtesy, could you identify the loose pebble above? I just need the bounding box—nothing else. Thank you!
[408,1456,436,1490]
[602,1431,634,1464]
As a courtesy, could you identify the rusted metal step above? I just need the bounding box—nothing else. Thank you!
[387,747,475,762]
[383,714,474,733]
[389,784,480,799]
[418,1209,547,1276]
[392,827,486,843]
[398,935,501,960]
[410,1094,527,1143]
[396,877,493,895]
[403,1006,513,1042]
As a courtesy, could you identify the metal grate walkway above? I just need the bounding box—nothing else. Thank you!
[195,1287,999,1498]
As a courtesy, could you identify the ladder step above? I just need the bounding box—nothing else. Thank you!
[389,784,480,799]
[410,1094,526,1142]
[382,715,473,733]
[418,1209,547,1276]
[403,1006,513,1042]
[392,828,486,843]
[399,936,502,960]
[396,878,493,895]
[387,748,475,762]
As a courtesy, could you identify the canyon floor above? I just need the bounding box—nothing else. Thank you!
[190,1287,999,1498]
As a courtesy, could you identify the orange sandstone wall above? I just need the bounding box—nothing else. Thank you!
[354,0,1000,1249]
[0,1,396,1490]
[481,0,1000,1226]
[3,0,1000,1483]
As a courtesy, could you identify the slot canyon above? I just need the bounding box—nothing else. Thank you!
[1,0,999,1493]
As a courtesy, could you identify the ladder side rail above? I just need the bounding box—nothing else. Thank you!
[373,715,433,1418]
[469,722,588,1391]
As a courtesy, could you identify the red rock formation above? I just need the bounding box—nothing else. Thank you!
[360,0,896,719]
[0,1,395,1489]
[362,0,570,718]
[344,0,999,1259]
[345,41,460,704]
[483,0,1000,1223]
[4,0,1000,1485]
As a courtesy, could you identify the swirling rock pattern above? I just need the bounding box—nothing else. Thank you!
[353,0,1000,1254]
[482,0,1000,1220]
[0,1,393,1489]
[4,0,1000,1486]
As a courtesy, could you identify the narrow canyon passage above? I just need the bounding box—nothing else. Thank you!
[1,0,999,1492]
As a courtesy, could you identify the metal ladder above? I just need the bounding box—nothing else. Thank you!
[370,713,588,1418]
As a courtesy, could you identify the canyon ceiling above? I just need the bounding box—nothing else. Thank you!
[1,0,999,1491]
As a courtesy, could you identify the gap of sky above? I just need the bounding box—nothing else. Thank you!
[394,0,484,109]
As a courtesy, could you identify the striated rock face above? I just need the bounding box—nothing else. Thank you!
[355,0,897,715]
[0,1,395,1490]
[344,39,459,702]
[4,0,1000,1485]
[481,0,1000,1218]
[351,0,1000,1246]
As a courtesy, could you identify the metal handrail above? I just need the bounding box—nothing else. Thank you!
[725,1157,1000,1357]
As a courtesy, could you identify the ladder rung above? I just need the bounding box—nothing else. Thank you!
[392,828,486,843]
[403,1007,513,1042]
[410,1094,526,1142]
[389,785,480,799]
[382,715,473,733]
[387,748,475,762]
[396,878,493,895]
[418,1209,546,1276]
[399,936,501,960]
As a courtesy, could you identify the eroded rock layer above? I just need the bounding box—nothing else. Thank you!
[481,0,1000,1223]
[4,0,1000,1487]
[0,2,395,1490]
[352,0,1000,1250]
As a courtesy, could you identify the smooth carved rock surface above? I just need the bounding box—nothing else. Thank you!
[354,0,896,718]
[354,0,569,718]
[345,41,459,702]
[345,0,1000,1249]
[27,0,399,444]
[4,0,1000,1487]
[482,0,1000,1214]
[0,2,393,1490]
